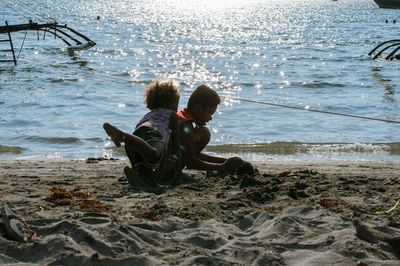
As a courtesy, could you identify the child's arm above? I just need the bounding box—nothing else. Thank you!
[197,152,226,164]
[198,153,246,173]
[168,112,180,157]
[180,121,242,171]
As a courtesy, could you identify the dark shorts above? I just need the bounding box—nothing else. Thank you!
[125,126,164,166]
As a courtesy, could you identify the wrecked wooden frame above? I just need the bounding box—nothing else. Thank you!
[0,20,96,65]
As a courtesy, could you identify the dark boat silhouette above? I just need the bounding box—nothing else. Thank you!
[373,0,400,9]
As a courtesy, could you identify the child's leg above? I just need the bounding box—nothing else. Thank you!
[194,126,211,154]
[103,123,123,147]
[124,134,163,164]
[104,123,163,163]
[125,144,142,167]
[124,165,158,187]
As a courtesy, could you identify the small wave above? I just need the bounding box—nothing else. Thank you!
[49,78,83,83]
[0,144,24,155]
[301,82,346,88]
[24,136,82,144]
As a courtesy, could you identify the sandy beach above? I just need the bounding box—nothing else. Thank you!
[0,159,399,265]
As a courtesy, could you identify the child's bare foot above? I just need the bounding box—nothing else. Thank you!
[124,165,158,187]
[103,123,123,147]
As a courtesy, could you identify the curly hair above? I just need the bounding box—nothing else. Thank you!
[145,80,180,110]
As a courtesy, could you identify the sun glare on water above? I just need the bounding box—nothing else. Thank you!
[160,0,257,9]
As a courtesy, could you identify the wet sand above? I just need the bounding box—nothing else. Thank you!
[0,159,399,265]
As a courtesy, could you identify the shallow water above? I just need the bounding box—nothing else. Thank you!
[1,0,400,160]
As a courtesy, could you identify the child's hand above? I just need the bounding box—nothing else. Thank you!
[221,157,244,173]
[236,161,255,176]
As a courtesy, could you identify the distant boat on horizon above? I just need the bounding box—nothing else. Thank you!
[373,0,400,9]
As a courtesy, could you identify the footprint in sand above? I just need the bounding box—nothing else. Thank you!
[352,218,400,255]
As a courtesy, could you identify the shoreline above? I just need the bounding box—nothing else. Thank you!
[0,159,399,265]
[3,140,400,162]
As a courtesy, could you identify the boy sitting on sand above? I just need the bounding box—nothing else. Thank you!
[103,80,181,186]
[177,84,252,173]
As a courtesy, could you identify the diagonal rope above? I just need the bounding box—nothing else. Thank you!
[15,25,29,63]
[223,96,400,124]
[0,0,46,22]
[13,0,57,23]
[19,56,400,125]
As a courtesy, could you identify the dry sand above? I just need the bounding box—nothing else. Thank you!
[0,159,399,265]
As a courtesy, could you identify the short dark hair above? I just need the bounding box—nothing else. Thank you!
[145,80,180,110]
[187,84,221,111]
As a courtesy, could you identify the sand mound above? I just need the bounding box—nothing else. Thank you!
[0,159,399,265]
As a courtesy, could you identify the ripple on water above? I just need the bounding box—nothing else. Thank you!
[1,0,399,159]
[0,144,24,155]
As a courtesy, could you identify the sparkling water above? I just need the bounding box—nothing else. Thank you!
[1,0,400,160]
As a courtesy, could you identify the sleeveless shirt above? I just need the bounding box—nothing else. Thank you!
[135,108,175,145]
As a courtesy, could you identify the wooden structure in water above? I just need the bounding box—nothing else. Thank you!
[369,39,400,61]
[373,0,400,9]
[0,20,95,65]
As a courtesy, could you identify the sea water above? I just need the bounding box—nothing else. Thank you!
[1,0,400,161]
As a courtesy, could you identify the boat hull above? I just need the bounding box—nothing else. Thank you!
[373,0,400,9]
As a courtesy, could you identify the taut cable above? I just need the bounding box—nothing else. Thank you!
[20,57,400,125]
